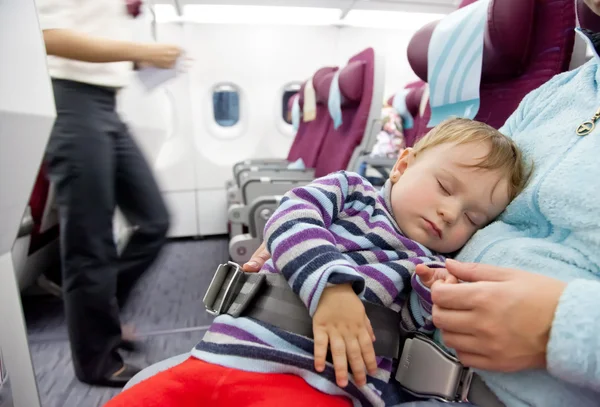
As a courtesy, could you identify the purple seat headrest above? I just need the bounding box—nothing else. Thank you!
[313,61,367,106]
[386,81,425,118]
[405,82,425,118]
[408,0,536,83]
[298,66,338,106]
[314,71,335,104]
[338,61,366,102]
[578,0,600,32]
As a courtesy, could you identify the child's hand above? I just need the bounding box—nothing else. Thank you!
[313,284,378,388]
[415,264,458,288]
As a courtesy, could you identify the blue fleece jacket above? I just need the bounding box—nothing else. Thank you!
[455,31,600,407]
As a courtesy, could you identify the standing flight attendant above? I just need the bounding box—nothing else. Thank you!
[36,0,181,387]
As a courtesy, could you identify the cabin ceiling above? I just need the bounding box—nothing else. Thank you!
[152,0,460,15]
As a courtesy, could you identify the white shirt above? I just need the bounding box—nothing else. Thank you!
[35,0,133,88]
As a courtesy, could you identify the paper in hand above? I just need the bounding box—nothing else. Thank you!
[136,55,184,92]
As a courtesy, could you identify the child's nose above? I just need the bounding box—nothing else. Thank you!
[438,203,460,224]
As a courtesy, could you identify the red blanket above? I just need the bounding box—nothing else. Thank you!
[104,357,353,407]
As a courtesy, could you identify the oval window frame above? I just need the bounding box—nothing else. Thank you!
[207,82,246,140]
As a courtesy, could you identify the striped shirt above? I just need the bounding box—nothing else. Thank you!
[192,171,446,407]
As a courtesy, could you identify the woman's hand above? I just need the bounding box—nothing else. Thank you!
[137,43,182,69]
[242,242,271,272]
[431,259,567,372]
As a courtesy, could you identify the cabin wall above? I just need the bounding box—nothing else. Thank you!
[119,21,420,237]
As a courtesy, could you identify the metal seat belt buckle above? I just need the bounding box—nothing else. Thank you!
[203,261,244,316]
[395,334,473,403]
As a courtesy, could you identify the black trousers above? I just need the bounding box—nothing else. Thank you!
[45,79,170,382]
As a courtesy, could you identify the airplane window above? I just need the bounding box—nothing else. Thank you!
[282,83,302,125]
[212,84,240,127]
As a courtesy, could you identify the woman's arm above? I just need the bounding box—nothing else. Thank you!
[547,279,600,391]
[36,0,181,67]
[42,30,181,68]
[43,29,136,63]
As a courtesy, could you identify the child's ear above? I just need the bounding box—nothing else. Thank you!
[389,148,415,183]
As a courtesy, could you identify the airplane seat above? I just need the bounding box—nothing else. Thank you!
[393,0,577,145]
[278,68,338,169]
[12,163,60,293]
[315,47,383,177]
[227,66,338,208]
[226,93,306,237]
[234,45,383,202]
[228,48,384,263]
[227,67,338,256]
[229,67,337,206]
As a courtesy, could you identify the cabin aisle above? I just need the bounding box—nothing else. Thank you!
[23,237,227,407]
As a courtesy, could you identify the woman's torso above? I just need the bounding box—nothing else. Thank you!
[41,0,133,88]
[456,59,600,407]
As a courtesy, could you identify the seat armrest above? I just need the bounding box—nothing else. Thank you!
[233,159,290,182]
[247,196,283,239]
[241,174,314,206]
[239,168,315,189]
[228,203,249,225]
[237,167,314,187]
[234,158,288,172]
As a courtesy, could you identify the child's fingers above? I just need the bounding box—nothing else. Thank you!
[445,274,459,284]
[359,326,378,375]
[415,264,430,276]
[415,264,435,286]
[365,316,376,342]
[329,331,349,387]
[313,328,329,373]
[345,336,367,386]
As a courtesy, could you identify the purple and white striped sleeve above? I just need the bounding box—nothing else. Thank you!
[263,171,367,316]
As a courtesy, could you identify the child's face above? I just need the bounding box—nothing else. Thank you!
[388,141,511,253]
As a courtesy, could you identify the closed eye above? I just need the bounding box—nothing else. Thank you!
[437,180,450,195]
[465,213,477,226]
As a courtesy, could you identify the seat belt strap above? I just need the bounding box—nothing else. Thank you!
[469,374,506,407]
[224,271,402,358]
[203,263,505,407]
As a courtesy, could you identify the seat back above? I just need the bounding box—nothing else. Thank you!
[400,0,576,145]
[286,67,337,167]
[313,48,384,177]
